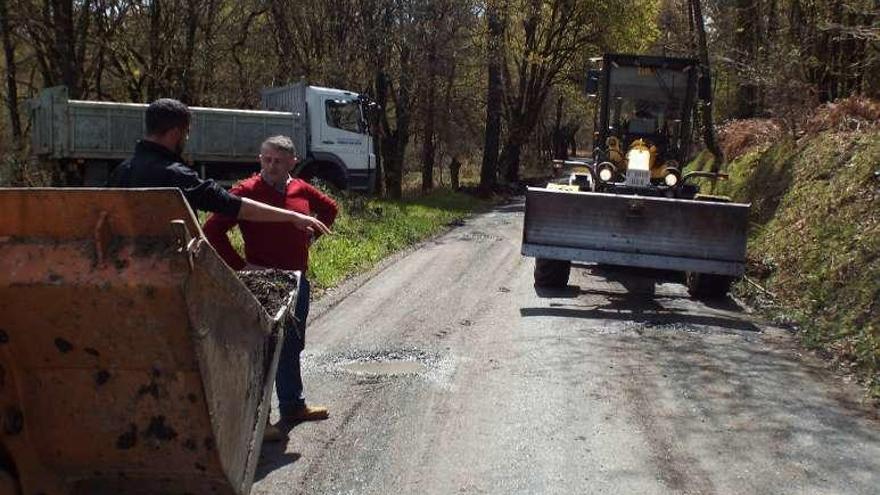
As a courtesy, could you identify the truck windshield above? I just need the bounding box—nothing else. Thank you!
[326,100,364,134]
[607,66,690,140]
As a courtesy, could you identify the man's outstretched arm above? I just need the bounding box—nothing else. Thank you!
[170,164,331,235]
[237,198,331,235]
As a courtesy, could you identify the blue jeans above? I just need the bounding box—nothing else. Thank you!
[276,275,310,416]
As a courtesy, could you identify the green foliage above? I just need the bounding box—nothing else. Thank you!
[0,154,54,186]
[308,190,487,290]
[726,129,880,397]
[202,190,489,293]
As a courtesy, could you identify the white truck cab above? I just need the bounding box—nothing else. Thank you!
[263,84,376,192]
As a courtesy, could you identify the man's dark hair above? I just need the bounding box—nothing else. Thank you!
[145,98,191,136]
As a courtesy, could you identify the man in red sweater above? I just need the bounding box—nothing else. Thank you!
[204,135,338,442]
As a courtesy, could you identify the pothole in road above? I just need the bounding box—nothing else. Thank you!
[336,348,432,376]
[310,348,455,387]
[457,231,504,242]
[340,360,427,376]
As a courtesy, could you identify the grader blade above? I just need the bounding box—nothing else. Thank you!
[522,187,750,276]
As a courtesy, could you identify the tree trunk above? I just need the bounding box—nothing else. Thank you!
[421,113,435,191]
[552,95,566,160]
[180,0,201,103]
[388,43,412,199]
[382,133,402,198]
[376,63,410,200]
[373,67,389,197]
[449,156,461,190]
[372,129,384,196]
[499,130,523,183]
[767,0,778,45]
[479,0,504,196]
[0,0,22,147]
[51,0,80,97]
[147,0,162,101]
[269,0,295,83]
[421,46,437,192]
[733,0,758,118]
[690,0,724,169]
[499,144,521,183]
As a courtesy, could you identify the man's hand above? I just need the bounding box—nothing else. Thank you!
[292,213,332,236]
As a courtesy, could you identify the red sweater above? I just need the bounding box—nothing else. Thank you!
[203,175,338,271]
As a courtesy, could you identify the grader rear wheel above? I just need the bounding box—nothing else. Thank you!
[534,258,571,288]
[686,271,734,299]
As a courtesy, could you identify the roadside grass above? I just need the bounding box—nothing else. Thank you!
[200,188,491,294]
[720,129,880,399]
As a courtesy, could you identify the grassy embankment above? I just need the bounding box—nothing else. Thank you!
[201,188,490,294]
[695,122,879,398]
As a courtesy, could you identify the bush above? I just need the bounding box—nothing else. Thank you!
[726,128,880,398]
[0,154,54,187]
[804,96,880,134]
[717,119,783,161]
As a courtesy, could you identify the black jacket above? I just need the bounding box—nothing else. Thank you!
[108,140,242,217]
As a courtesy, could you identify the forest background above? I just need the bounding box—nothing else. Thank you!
[1,0,877,195]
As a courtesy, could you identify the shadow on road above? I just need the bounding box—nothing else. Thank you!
[255,423,302,481]
[520,306,759,333]
[526,264,759,333]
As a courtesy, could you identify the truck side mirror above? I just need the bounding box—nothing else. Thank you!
[585,70,601,96]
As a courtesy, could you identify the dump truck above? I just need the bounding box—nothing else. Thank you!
[522,54,750,297]
[0,188,298,494]
[29,83,376,191]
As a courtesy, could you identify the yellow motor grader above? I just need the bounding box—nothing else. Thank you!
[522,54,750,297]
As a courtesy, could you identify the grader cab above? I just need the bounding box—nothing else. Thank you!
[522,54,750,297]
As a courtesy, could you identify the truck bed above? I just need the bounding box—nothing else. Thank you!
[30,87,306,164]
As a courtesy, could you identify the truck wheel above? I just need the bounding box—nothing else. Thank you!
[534,258,571,288]
[685,272,734,299]
[299,162,348,192]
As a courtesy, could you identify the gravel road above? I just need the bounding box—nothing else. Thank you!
[253,200,880,495]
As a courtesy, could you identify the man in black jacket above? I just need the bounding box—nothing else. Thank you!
[109,98,330,234]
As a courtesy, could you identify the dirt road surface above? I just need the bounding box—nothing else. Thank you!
[253,201,880,495]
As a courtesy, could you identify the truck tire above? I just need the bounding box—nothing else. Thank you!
[534,258,571,288]
[685,272,734,299]
[298,162,348,192]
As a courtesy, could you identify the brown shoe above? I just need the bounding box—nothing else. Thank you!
[263,423,287,442]
[284,405,329,422]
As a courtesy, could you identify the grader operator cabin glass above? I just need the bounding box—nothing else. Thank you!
[607,64,689,160]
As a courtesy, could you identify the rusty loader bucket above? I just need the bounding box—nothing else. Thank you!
[0,188,297,495]
[522,188,750,276]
